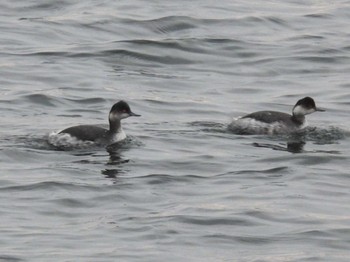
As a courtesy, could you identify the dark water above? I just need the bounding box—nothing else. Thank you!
[1,1,350,261]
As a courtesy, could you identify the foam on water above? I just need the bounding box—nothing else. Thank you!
[48,131,95,149]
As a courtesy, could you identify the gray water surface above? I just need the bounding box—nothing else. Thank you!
[1,1,350,261]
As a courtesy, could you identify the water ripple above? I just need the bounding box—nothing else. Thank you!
[0,181,100,192]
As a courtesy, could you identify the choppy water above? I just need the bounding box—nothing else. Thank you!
[1,1,350,261]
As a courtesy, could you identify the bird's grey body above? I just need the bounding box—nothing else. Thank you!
[59,125,114,143]
[242,111,304,127]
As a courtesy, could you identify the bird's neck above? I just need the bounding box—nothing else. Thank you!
[109,119,122,133]
[291,114,305,126]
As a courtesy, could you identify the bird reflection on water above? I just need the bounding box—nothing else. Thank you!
[101,140,132,180]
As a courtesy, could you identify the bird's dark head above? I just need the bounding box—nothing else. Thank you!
[109,100,140,122]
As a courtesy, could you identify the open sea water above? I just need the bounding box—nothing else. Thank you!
[1,0,350,261]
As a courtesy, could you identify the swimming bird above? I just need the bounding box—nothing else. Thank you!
[230,97,325,135]
[59,100,140,144]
